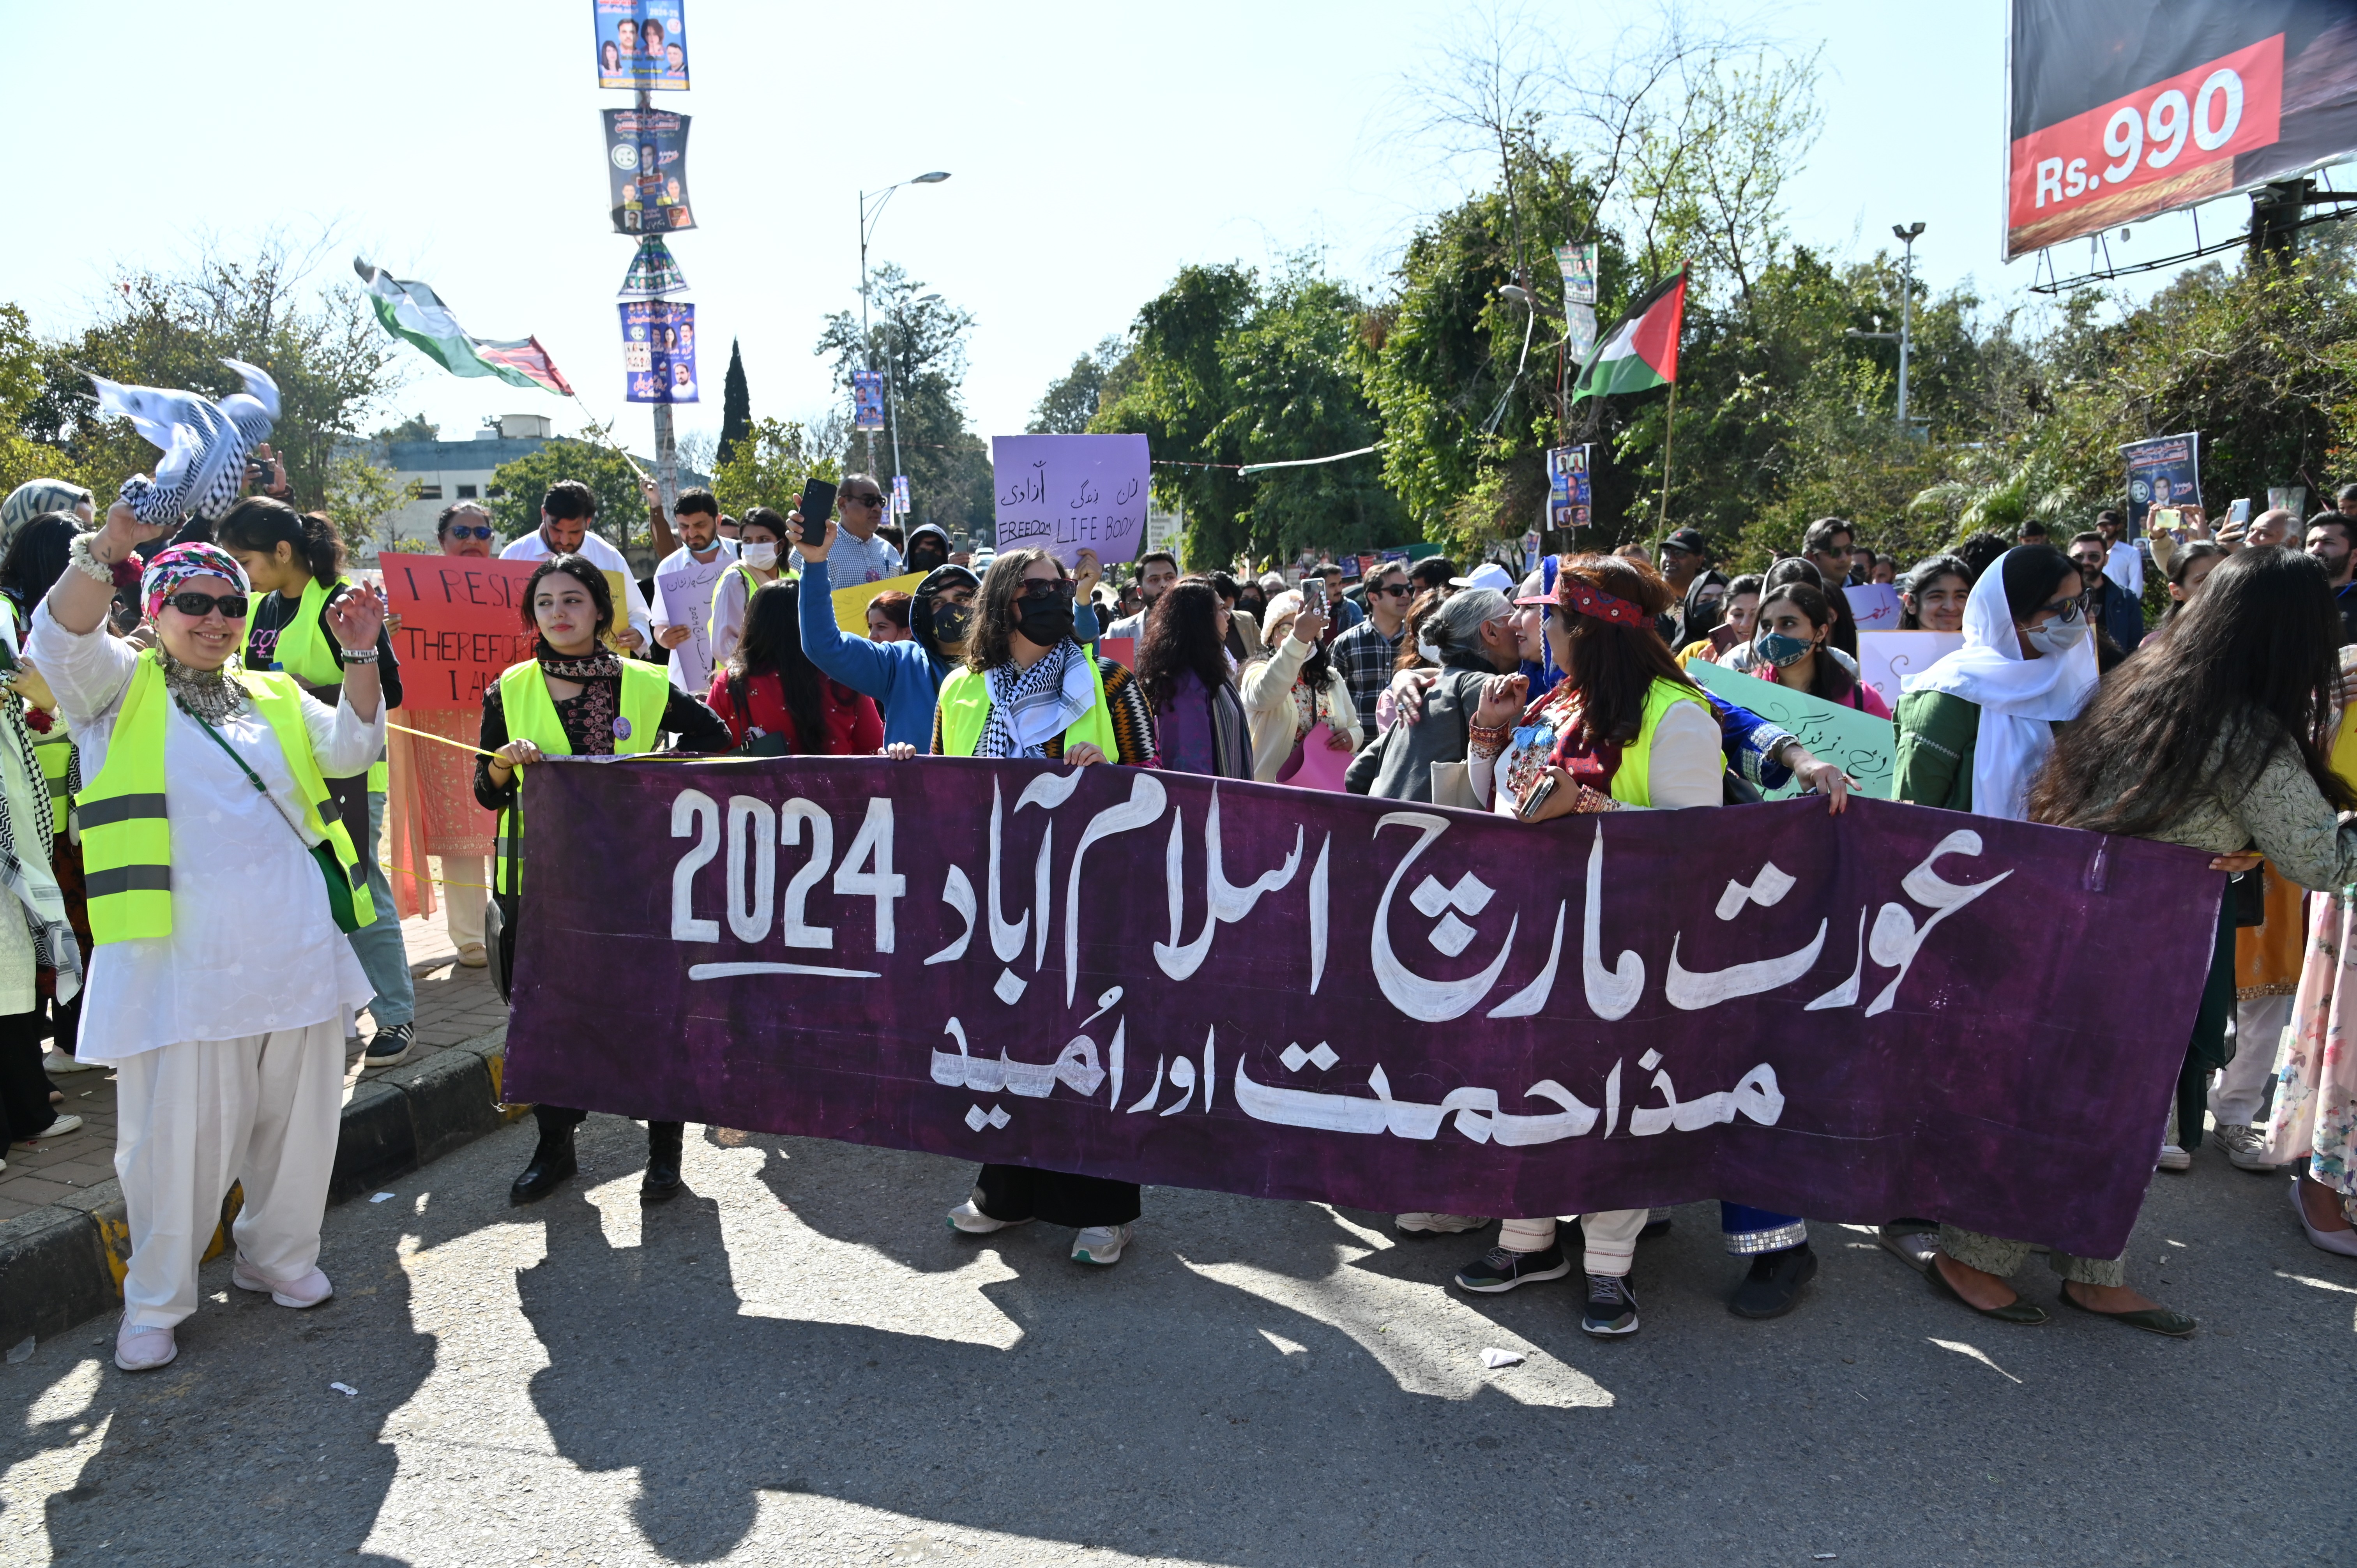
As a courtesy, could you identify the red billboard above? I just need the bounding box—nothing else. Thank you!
[2005,3,2357,261]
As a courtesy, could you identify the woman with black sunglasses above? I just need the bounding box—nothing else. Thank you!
[30,505,391,1374]
[927,547,1156,1266]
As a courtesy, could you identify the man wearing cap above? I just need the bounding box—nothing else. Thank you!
[1656,526,1729,650]
[1328,559,1413,737]
[1451,562,1516,595]
[1345,584,1519,803]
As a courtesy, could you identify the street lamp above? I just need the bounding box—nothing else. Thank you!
[859,171,952,495]
[1482,284,1538,436]
[1844,222,1925,434]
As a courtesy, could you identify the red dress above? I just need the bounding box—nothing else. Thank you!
[704,668,884,755]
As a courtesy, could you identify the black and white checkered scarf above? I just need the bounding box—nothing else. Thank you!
[974,639,1093,760]
[0,704,76,1003]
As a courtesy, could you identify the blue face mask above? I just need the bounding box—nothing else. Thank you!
[1754,630,1816,668]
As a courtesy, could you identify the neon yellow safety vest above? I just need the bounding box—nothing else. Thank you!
[78,651,375,943]
[492,659,670,898]
[704,563,793,650]
[935,656,1119,760]
[244,577,389,792]
[30,727,73,839]
[1606,678,1714,809]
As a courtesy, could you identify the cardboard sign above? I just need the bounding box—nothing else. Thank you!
[991,433,1150,566]
[1686,657,1898,801]
[1855,631,1965,713]
[382,558,541,712]
[832,570,928,635]
[1843,582,1905,633]
[1097,636,1136,671]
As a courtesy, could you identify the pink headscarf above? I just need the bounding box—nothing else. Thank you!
[140,542,250,622]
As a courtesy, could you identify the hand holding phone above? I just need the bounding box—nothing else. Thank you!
[792,478,838,547]
[1300,577,1325,613]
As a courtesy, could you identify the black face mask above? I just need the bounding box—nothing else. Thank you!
[928,601,974,646]
[906,545,949,574]
[1014,597,1075,646]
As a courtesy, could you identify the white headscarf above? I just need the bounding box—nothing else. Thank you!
[1901,547,2099,821]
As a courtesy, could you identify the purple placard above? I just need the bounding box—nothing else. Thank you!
[502,759,2222,1256]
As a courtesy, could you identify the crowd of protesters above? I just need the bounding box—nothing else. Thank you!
[9,445,2357,1376]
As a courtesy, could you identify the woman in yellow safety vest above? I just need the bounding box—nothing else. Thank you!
[928,547,1157,1267]
[707,506,791,671]
[218,498,417,1069]
[30,516,389,1376]
[477,554,731,1208]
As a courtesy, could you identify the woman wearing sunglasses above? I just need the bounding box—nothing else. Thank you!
[29,503,390,1374]
[437,501,497,558]
[929,547,1157,1266]
[217,498,415,1068]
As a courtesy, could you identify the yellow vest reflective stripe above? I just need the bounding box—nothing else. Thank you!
[492,659,668,897]
[243,577,389,792]
[936,656,1118,759]
[1606,678,1713,808]
[80,652,375,943]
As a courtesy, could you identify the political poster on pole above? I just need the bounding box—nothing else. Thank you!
[852,372,886,432]
[991,433,1151,567]
[892,475,910,517]
[604,109,694,235]
[2120,432,2200,537]
[1557,244,1599,364]
[1548,445,1591,503]
[620,301,698,404]
[592,0,690,91]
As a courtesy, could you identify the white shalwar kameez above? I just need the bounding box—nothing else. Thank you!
[29,605,384,1328]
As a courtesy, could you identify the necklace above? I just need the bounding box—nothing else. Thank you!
[159,648,249,722]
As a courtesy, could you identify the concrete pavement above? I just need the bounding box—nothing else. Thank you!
[0,1111,2349,1566]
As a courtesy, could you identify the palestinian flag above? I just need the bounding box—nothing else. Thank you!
[353,258,574,396]
[1570,267,1686,403]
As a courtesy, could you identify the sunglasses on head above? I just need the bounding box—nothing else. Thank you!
[164,590,249,620]
[445,524,494,540]
[1017,579,1077,602]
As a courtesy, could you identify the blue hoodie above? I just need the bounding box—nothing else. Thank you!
[797,557,957,749]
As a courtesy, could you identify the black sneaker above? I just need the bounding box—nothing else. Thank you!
[1453,1242,1571,1294]
[361,1023,414,1068]
[1729,1242,1819,1319]
[1581,1273,1640,1335]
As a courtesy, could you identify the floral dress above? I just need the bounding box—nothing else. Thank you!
[2269,889,2357,1215]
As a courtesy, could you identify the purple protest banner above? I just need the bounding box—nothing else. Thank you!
[501,758,2222,1257]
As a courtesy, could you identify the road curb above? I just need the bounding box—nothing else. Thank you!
[0,1026,516,1352]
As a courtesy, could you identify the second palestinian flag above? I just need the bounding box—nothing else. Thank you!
[1570,267,1687,403]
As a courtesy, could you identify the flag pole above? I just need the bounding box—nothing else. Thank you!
[1656,377,1679,534]
[569,392,647,483]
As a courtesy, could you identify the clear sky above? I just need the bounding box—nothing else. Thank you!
[12,0,2285,463]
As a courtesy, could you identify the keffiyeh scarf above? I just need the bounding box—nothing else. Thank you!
[974,639,1093,759]
[0,479,92,558]
[93,358,280,528]
[0,699,75,1005]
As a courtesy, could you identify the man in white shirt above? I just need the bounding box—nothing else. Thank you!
[790,472,901,583]
[498,479,651,650]
[648,486,737,695]
[1104,550,1179,642]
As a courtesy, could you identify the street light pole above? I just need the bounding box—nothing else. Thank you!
[1843,221,1926,436]
[857,171,949,493]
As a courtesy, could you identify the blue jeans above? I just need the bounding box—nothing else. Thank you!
[347,790,415,1029]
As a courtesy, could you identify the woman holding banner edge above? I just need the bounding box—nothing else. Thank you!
[477,555,731,1207]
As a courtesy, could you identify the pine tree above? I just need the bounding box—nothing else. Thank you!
[717,338,751,465]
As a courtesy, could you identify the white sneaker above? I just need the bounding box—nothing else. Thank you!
[12,1114,83,1147]
[2156,1143,2193,1172]
[2211,1123,2279,1171]
[114,1319,177,1372]
[1071,1224,1133,1265]
[455,943,489,969]
[946,1196,1030,1235]
[43,1051,104,1074]
[231,1261,333,1308]
[1396,1212,1492,1235]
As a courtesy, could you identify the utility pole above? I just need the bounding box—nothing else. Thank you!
[640,84,677,523]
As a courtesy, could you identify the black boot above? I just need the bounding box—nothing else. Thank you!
[641,1121,685,1202]
[1729,1242,1819,1319]
[509,1123,578,1205]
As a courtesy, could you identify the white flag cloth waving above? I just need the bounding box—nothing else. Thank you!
[89,358,279,528]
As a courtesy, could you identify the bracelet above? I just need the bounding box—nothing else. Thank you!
[66,532,116,584]
[337,646,379,665]
[1467,721,1509,749]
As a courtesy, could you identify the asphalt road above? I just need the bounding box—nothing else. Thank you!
[2,1114,2351,1567]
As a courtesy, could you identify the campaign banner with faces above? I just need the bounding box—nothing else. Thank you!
[621,300,698,403]
[592,0,689,90]
[604,109,695,236]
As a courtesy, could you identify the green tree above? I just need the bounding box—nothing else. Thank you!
[487,431,644,549]
[0,302,94,500]
[320,450,418,556]
[816,265,993,536]
[717,339,751,465]
[1028,336,1127,433]
[708,417,839,520]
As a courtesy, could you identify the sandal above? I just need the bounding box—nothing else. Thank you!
[2058,1281,2196,1337]
[1926,1252,2048,1324]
